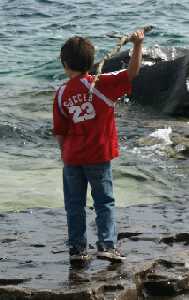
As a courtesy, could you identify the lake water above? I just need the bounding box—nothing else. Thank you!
[0,0,189,211]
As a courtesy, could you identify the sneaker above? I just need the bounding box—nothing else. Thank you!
[97,247,126,263]
[69,247,91,264]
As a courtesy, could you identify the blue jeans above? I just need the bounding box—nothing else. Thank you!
[63,162,117,250]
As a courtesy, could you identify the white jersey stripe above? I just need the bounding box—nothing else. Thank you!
[80,78,115,107]
[57,85,68,117]
[100,69,127,76]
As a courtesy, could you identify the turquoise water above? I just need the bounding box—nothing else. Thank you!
[0,0,189,211]
[1,0,189,95]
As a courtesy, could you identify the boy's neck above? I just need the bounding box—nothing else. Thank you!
[67,69,88,79]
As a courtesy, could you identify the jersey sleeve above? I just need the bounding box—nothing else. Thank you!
[96,69,132,102]
[52,91,69,136]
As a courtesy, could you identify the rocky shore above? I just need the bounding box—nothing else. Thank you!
[0,200,189,299]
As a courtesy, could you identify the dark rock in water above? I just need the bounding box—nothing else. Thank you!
[92,49,130,74]
[92,47,189,116]
[131,55,189,117]
[0,203,189,299]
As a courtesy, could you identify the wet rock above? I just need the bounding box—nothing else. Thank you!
[136,259,189,297]
[0,278,30,286]
[29,244,46,248]
[160,233,189,246]
[117,232,142,240]
[0,204,189,299]
[1,238,17,243]
[0,285,105,300]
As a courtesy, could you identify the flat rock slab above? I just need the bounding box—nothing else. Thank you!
[0,200,189,299]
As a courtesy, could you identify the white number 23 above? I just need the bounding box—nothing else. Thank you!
[68,102,96,123]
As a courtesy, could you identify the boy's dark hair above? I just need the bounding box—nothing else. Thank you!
[60,36,95,73]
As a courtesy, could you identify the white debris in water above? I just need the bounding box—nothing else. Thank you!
[153,45,168,61]
[131,144,166,161]
[142,61,154,66]
[142,45,168,61]
[186,79,189,92]
[150,127,173,145]
[175,144,186,153]
[171,47,176,60]
[123,96,130,103]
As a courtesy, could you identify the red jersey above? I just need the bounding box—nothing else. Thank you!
[53,69,131,165]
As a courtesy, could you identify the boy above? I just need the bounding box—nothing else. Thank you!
[53,30,144,263]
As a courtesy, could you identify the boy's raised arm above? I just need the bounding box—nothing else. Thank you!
[127,30,144,82]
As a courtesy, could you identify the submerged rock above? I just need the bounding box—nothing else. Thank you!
[136,130,189,160]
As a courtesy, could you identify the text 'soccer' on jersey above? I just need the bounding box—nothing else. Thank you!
[53,70,131,165]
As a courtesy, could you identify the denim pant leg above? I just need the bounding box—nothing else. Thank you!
[63,165,88,250]
[84,162,117,249]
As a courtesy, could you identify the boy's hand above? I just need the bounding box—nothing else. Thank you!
[130,30,144,46]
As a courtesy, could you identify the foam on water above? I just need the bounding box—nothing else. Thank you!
[150,127,173,145]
